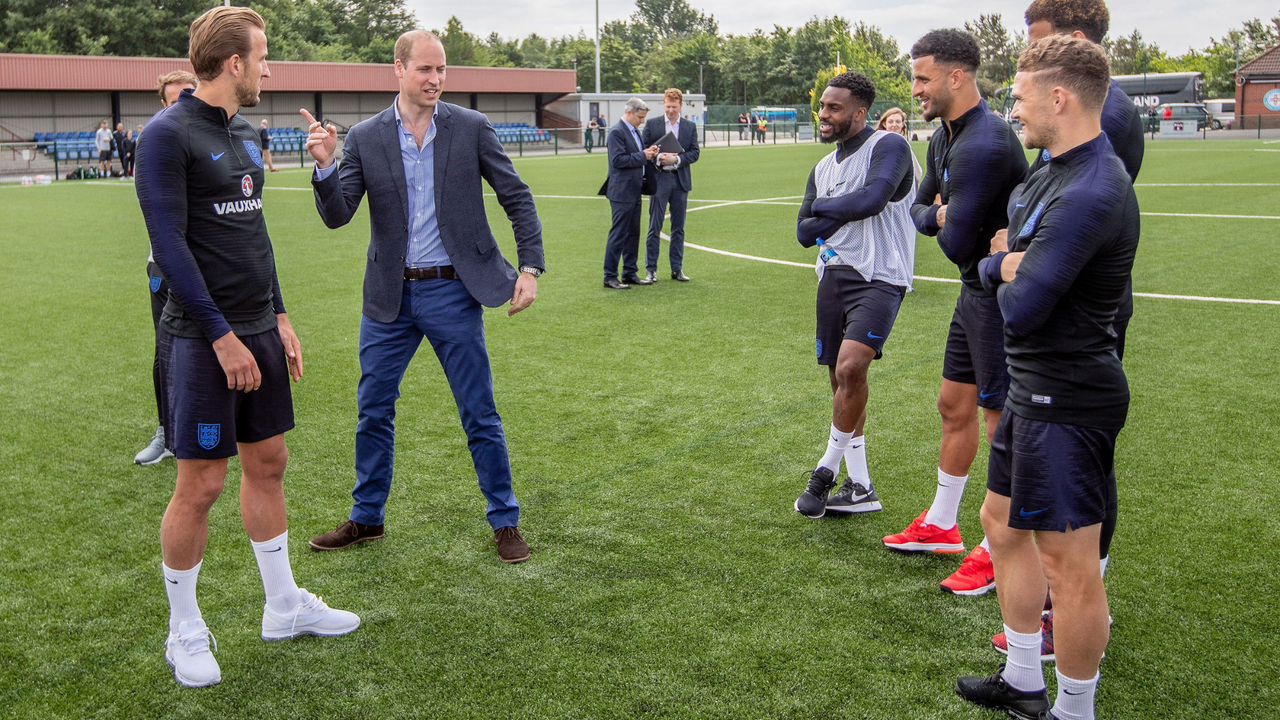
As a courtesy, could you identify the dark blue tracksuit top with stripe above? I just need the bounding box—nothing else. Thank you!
[1021,79,1145,325]
[978,134,1140,430]
[134,90,283,342]
[911,99,1028,297]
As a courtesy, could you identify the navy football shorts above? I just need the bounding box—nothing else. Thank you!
[159,327,295,459]
[816,266,906,365]
[986,410,1119,532]
[942,287,1009,409]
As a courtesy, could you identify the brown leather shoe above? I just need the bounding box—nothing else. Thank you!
[494,526,530,564]
[309,519,384,551]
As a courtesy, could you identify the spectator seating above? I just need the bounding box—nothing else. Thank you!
[491,122,550,144]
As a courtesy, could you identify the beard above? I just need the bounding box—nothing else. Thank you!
[235,76,261,108]
[921,88,950,122]
[1023,121,1056,151]
[820,115,853,144]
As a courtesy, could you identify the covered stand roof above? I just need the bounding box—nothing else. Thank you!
[0,53,576,95]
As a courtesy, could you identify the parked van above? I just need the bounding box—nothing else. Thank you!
[1204,99,1235,129]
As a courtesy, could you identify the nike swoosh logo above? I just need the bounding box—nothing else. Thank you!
[867,332,884,339]
[167,578,178,584]
[1064,690,1088,696]
[211,152,225,161]
[979,391,997,399]
[1019,507,1049,518]
[264,547,282,553]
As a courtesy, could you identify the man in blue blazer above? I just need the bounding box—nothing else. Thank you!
[642,88,701,283]
[603,97,659,289]
[302,30,544,564]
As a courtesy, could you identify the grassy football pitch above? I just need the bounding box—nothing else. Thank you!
[0,138,1277,719]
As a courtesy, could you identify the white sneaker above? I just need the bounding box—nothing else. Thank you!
[261,588,360,641]
[134,427,173,465]
[164,619,221,688]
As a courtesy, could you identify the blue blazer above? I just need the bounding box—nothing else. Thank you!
[642,116,700,193]
[605,119,649,203]
[312,101,544,321]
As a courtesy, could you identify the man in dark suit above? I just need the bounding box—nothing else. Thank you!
[642,88,700,283]
[603,97,658,290]
[302,30,544,564]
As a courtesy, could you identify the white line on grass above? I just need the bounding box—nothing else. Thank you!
[57,183,1280,305]
[1142,211,1280,220]
[1136,183,1280,187]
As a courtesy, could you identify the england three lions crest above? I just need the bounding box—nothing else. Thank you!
[197,423,221,450]
[242,139,263,168]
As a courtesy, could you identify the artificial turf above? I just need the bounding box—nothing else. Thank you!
[0,137,1276,719]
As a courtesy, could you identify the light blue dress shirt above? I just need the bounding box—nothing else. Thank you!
[315,97,450,267]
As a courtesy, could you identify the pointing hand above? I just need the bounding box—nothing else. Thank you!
[300,108,337,169]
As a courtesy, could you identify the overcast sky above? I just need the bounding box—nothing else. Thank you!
[408,0,1276,56]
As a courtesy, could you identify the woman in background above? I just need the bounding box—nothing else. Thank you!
[875,107,922,184]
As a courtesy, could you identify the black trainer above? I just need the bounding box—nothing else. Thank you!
[826,478,882,513]
[955,664,1050,720]
[794,467,836,518]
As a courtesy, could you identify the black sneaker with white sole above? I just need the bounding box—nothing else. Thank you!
[826,478,882,513]
[955,664,1050,720]
[794,467,836,518]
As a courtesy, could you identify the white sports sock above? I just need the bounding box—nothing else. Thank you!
[251,531,301,613]
[162,561,203,634]
[843,435,870,484]
[1000,624,1046,692]
[979,536,991,552]
[1051,668,1099,720]
[818,424,855,474]
[924,467,968,529]
[1099,555,1109,578]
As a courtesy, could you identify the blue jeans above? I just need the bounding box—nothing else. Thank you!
[350,279,519,529]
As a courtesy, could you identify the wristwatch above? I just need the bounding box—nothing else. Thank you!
[519,266,543,277]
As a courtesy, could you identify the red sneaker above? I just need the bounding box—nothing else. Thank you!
[882,510,965,553]
[991,612,1056,662]
[940,544,996,595]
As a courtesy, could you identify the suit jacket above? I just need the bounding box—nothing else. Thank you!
[604,119,652,203]
[642,116,700,193]
[312,101,544,320]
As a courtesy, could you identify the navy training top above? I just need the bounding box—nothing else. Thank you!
[911,99,1028,296]
[1022,79,1145,327]
[135,90,283,342]
[978,133,1139,430]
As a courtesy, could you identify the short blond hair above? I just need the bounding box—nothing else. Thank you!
[663,88,683,104]
[156,70,198,102]
[394,30,442,66]
[1018,35,1110,110]
[188,6,265,82]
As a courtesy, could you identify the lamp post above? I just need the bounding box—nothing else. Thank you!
[698,61,707,95]
[595,0,601,94]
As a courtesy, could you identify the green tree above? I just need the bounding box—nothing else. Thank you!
[963,14,1022,98]
[630,0,717,40]
[436,15,501,66]
[714,32,772,104]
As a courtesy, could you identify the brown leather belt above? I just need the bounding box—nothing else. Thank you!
[404,265,459,281]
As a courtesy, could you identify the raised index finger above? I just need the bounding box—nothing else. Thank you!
[299,108,317,126]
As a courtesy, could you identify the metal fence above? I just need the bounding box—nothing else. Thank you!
[3,120,943,181]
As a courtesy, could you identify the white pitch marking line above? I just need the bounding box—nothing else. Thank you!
[1136,182,1280,186]
[657,196,1279,306]
[1142,211,1280,220]
[56,184,1280,305]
